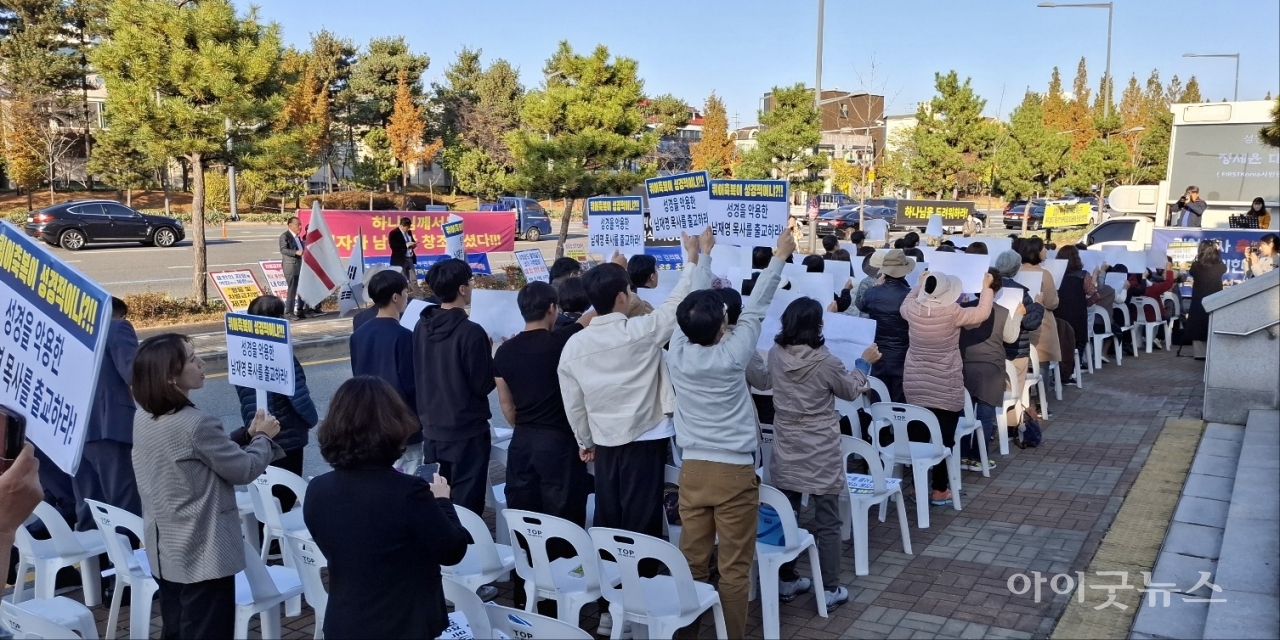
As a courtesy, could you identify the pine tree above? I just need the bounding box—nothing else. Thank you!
[1260,97,1280,148]
[91,0,284,304]
[995,91,1070,200]
[738,83,827,196]
[347,37,429,129]
[507,42,654,258]
[438,52,523,201]
[85,123,153,207]
[690,93,735,178]
[902,71,992,199]
[1066,58,1096,151]
[1181,76,1203,103]
[1043,67,1069,131]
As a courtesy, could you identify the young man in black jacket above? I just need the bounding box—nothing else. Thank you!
[350,270,422,471]
[413,258,495,517]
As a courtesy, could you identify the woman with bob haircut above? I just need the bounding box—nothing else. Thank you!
[131,333,282,639]
[303,376,471,639]
[766,297,880,612]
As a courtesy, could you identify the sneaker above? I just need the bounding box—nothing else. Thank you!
[778,576,812,603]
[476,585,498,602]
[824,586,850,612]
[596,613,632,639]
[961,458,996,472]
[929,490,953,506]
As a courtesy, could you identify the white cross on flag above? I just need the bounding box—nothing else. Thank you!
[298,201,346,307]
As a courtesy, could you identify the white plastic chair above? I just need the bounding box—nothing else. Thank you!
[1114,303,1140,358]
[954,391,990,478]
[661,465,682,546]
[1026,344,1050,420]
[757,428,775,485]
[841,436,912,576]
[441,505,515,593]
[589,527,727,640]
[83,500,158,640]
[1086,306,1120,370]
[12,501,105,606]
[503,509,618,626]
[998,360,1024,456]
[283,535,328,640]
[484,604,594,640]
[486,479,511,547]
[249,467,311,564]
[236,488,261,553]
[869,402,962,529]
[1161,290,1183,344]
[1047,361,1064,401]
[1132,296,1164,353]
[234,540,305,640]
[865,375,892,405]
[754,485,827,639]
[441,577,493,639]
[1,599,98,639]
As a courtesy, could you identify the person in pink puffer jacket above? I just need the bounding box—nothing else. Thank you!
[899,271,995,506]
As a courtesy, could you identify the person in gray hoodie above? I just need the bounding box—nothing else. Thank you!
[666,230,792,639]
[769,297,881,612]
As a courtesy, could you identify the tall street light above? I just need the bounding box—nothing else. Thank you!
[810,0,825,254]
[1183,53,1240,101]
[1037,3,1114,123]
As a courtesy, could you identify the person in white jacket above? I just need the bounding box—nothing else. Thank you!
[558,227,713,548]
[664,229,792,640]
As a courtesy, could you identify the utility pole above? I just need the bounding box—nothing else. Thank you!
[810,0,824,254]
[226,118,239,221]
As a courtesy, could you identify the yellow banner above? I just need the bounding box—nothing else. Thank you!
[1043,203,1092,228]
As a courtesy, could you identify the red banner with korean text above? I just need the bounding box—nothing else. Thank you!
[298,210,516,259]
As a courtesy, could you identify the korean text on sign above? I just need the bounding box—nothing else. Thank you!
[586,196,645,257]
[707,179,789,246]
[259,260,289,299]
[225,312,295,396]
[210,270,263,312]
[514,249,550,283]
[646,171,710,240]
[0,222,110,475]
[894,199,976,226]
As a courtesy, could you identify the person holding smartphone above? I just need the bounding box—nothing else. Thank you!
[304,377,471,640]
[2,409,44,599]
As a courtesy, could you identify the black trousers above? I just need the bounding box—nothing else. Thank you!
[424,431,491,516]
[270,448,305,512]
[505,428,591,525]
[72,440,142,531]
[593,438,668,539]
[158,575,236,640]
[284,268,301,315]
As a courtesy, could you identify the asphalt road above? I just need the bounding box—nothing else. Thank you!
[192,356,516,481]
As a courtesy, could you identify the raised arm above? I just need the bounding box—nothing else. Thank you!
[1039,268,1059,311]
[953,282,995,327]
[192,414,282,485]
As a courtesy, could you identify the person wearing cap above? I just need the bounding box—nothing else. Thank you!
[899,270,995,505]
[1175,186,1207,228]
[858,249,916,403]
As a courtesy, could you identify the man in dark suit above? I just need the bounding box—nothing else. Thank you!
[72,296,142,528]
[388,217,418,282]
[280,216,306,319]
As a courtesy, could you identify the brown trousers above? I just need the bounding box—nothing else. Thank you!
[677,459,759,640]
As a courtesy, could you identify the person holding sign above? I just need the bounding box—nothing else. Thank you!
[900,271,995,505]
[1018,238,1063,368]
[665,228,793,639]
[859,250,916,403]
[131,334,283,639]
[413,258,495,518]
[768,297,880,611]
[994,252,1046,433]
[959,270,1022,469]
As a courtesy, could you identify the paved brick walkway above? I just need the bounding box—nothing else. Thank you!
[42,347,1208,639]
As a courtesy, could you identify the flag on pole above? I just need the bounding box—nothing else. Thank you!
[338,227,367,317]
[299,201,346,307]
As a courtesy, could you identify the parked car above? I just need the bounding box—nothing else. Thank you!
[815,205,896,239]
[1003,198,1099,230]
[24,200,185,250]
[478,196,552,241]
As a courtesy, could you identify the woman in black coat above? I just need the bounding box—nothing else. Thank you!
[304,377,471,640]
[1186,240,1226,360]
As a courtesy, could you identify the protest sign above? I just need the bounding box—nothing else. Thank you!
[469,290,524,344]
[995,287,1022,312]
[0,222,111,475]
[514,248,550,282]
[400,299,431,332]
[1014,270,1043,294]
[927,251,989,294]
[1042,259,1068,289]
[300,210,515,259]
[905,262,928,287]
[1165,241,1198,271]
[1103,248,1146,273]
[442,215,466,261]
[822,313,876,369]
[1103,272,1128,293]
[824,260,853,293]
[646,171,710,239]
[895,200,975,228]
[646,244,685,273]
[258,260,289,299]
[1145,247,1170,271]
[862,219,889,242]
[848,473,902,495]
[225,312,294,414]
[924,215,945,237]
[209,270,263,312]
[707,179,789,246]
[636,286,674,309]
[1077,249,1107,274]
[586,196,645,257]
[564,241,588,263]
[710,244,751,279]
[790,273,833,307]
[755,288,801,352]
[1043,202,1092,228]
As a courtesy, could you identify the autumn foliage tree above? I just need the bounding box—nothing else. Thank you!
[690,93,735,178]
[386,69,442,195]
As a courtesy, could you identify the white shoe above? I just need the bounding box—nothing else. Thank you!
[597,613,633,639]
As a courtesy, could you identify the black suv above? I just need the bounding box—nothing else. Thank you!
[25,200,185,250]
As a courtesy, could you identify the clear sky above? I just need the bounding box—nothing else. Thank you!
[254,0,1279,126]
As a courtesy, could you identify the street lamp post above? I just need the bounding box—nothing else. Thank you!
[1182,53,1240,101]
[844,121,884,231]
[810,0,824,254]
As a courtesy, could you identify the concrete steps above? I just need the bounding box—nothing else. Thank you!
[1130,410,1279,639]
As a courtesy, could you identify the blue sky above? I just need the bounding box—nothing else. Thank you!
[254,0,1279,125]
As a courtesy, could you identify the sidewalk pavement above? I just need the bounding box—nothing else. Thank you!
[63,345,1208,639]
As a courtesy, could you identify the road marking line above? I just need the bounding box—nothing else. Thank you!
[205,355,350,379]
[167,262,260,269]
[100,277,190,285]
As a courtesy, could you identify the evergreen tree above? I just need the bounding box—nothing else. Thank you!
[347,37,428,129]
[738,83,826,195]
[507,42,654,258]
[1066,58,1096,150]
[640,93,691,173]
[438,51,523,201]
[85,123,153,206]
[690,93,735,178]
[1181,76,1203,103]
[995,91,1070,200]
[350,127,399,208]
[903,71,992,199]
[386,69,442,194]
[91,0,284,303]
[1043,67,1069,131]
[1260,97,1280,148]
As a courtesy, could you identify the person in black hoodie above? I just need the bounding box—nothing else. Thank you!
[235,295,319,511]
[553,276,590,329]
[350,269,422,472]
[413,258,495,517]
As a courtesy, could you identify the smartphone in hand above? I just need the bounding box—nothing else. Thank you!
[0,404,27,474]
[416,462,440,484]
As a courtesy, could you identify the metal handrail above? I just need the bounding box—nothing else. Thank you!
[1214,318,1280,338]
